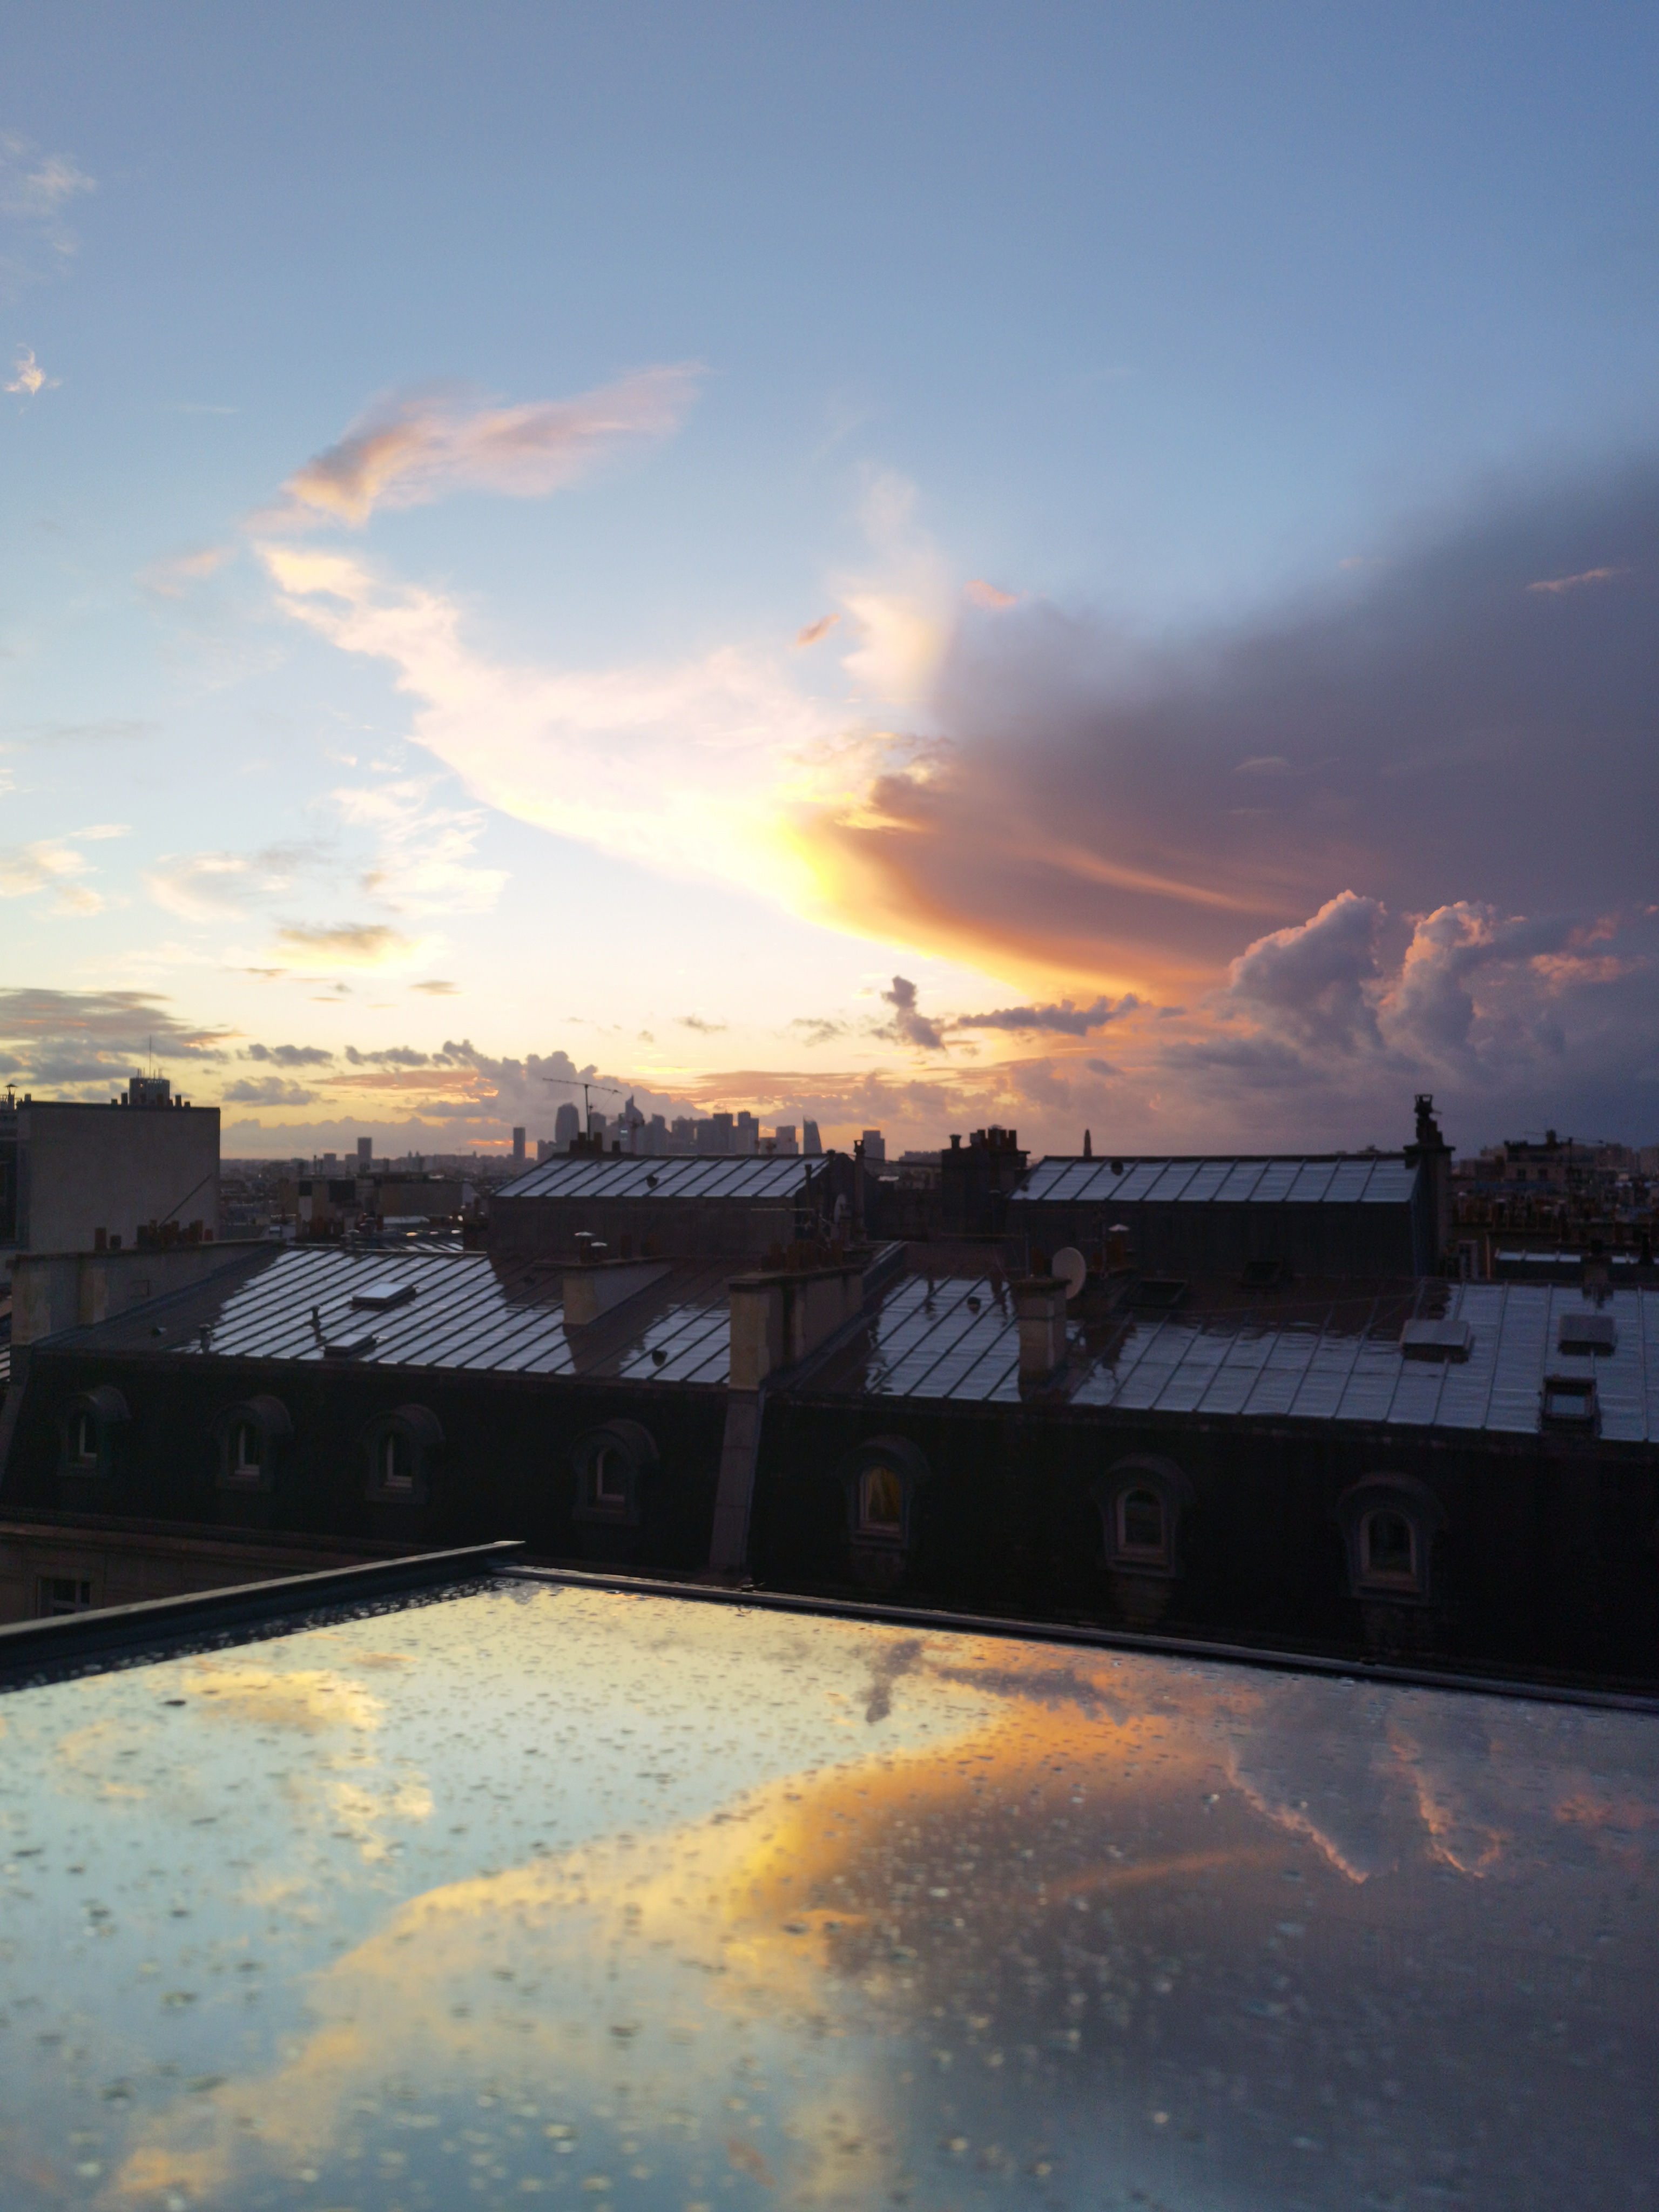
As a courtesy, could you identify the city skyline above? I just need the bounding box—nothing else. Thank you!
[4,8,1658,1157]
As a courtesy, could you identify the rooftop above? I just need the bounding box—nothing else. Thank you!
[496,1152,817,1203]
[0,1556,1653,2209]
[57,1244,740,1386]
[1014,1153,1420,1207]
[803,1273,1659,1439]
[33,1244,1659,1440]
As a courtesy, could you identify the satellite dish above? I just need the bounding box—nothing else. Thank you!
[1053,1245,1087,1300]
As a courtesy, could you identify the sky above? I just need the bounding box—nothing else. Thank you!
[3,3,1658,1159]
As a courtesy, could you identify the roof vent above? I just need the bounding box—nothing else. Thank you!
[1400,1317,1474,1360]
[323,1332,379,1360]
[1557,1311,1617,1355]
[351,1279,419,1312]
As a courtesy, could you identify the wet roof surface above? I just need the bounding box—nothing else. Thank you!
[497,1152,817,1202]
[62,1246,738,1386]
[43,1248,1659,1438]
[1,1577,1653,2210]
[1015,1154,1420,1208]
[808,1274,1659,1439]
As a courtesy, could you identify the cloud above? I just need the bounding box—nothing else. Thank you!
[878,975,946,1053]
[1222,892,1388,1050]
[258,542,894,907]
[787,1015,851,1047]
[955,993,1141,1037]
[0,987,230,1091]
[837,473,955,707]
[790,463,1659,1007]
[271,922,419,969]
[265,366,700,529]
[792,613,840,649]
[343,1044,460,1068]
[1525,566,1627,595]
[0,839,103,914]
[144,844,323,924]
[677,1014,728,1035]
[222,1075,318,1106]
[20,718,159,744]
[138,544,237,597]
[5,345,57,396]
[965,579,1017,611]
[331,777,506,914]
[412,978,458,995]
[245,1042,334,1068]
[0,133,94,287]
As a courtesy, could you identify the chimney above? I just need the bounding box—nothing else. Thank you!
[1014,1277,1067,1384]
[729,1259,866,1391]
[1405,1093,1453,1271]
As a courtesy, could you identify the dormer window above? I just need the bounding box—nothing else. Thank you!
[1337,1476,1445,1605]
[572,1421,659,1527]
[1092,1456,1191,1578]
[859,1462,905,1535]
[592,1440,629,1508]
[838,1437,932,1591]
[1118,1487,1166,1560]
[212,1397,292,1494]
[361,1406,443,1506]
[379,1429,414,1493]
[1361,1508,1415,1587]
[57,1387,130,1486]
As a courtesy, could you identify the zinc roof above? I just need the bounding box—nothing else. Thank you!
[805,1273,1659,1440]
[60,1245,738,1387]
[1013,1152,1420,1208]
[495,1152,815,1202]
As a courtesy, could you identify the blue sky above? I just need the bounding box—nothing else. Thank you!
[3,4,1657,1155]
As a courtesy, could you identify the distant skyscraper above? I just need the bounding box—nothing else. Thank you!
[860,1129,886,1163]
[356,1135,372,1166]
[802,1120,822,1156]
[554,1102,580,1147]
[512,1127,526,1163]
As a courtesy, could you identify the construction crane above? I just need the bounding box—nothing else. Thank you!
[541,1075,626,1131]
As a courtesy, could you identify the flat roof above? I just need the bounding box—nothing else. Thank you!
[496,1151,818,1202]
[1015,1153,1420,1208]
[0,1567,1653,2208]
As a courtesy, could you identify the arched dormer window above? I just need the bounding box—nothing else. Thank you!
[212,1396,293,1494]
[361,1405,443,1507]
[838,1435,930,1552]
[858,1460,906,1536]
[1091,1456,1192,1577]
[1336,1476,1446,1605]
[57,1386,130,1484]
[834,1435,931,1594]
[571,1420,659,1528]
